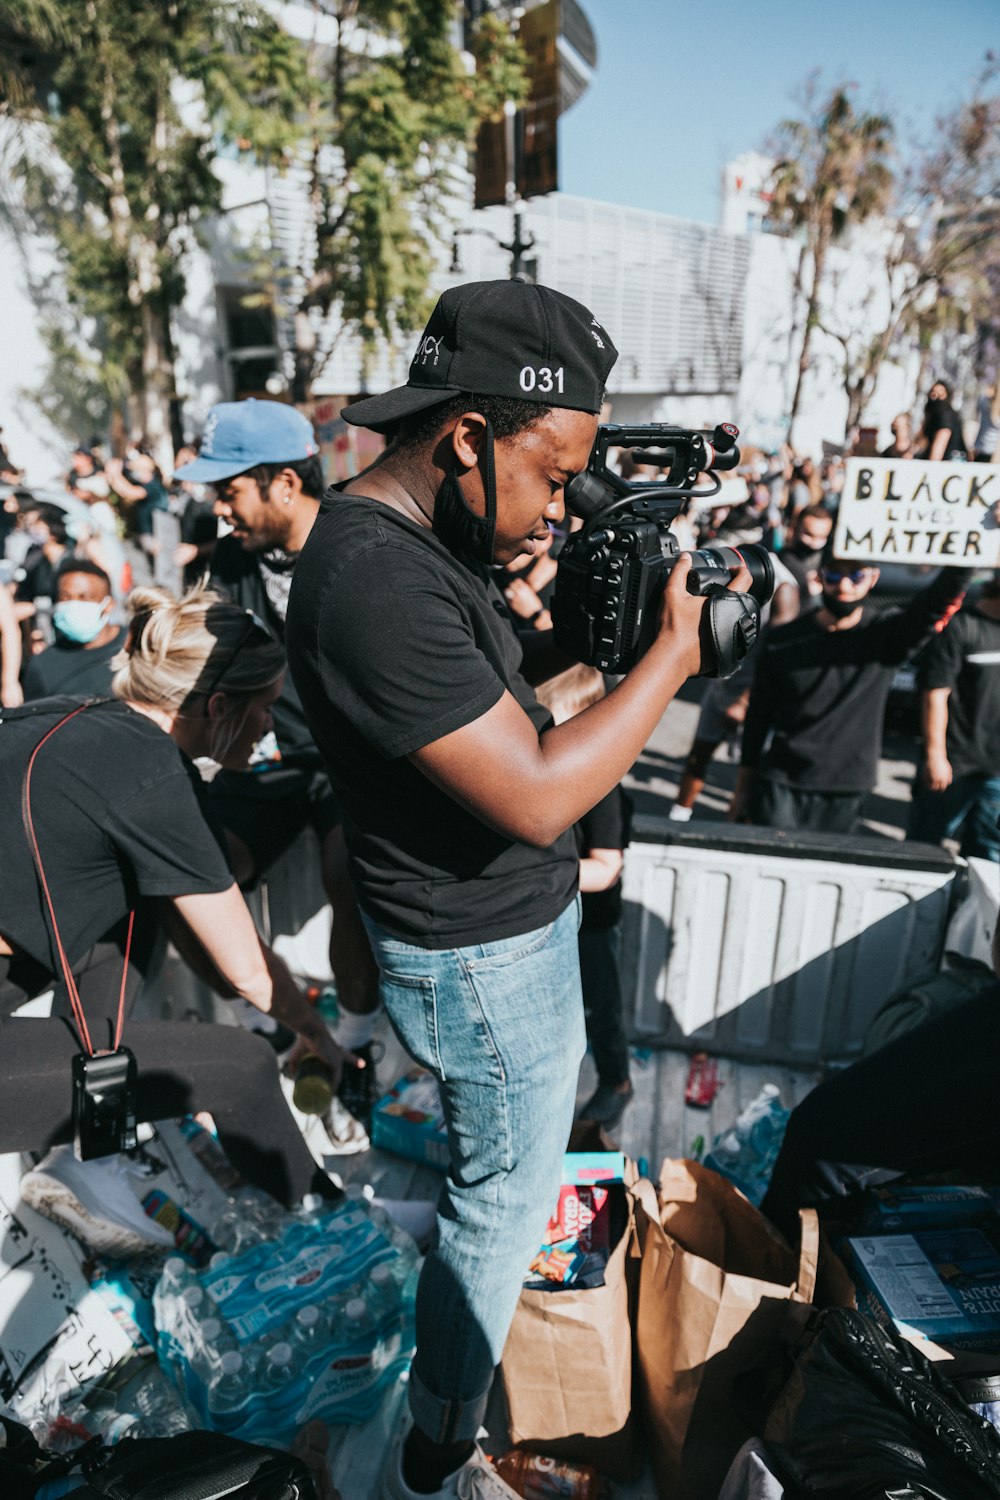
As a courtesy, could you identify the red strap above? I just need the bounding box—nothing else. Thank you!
[20,704,133,1055]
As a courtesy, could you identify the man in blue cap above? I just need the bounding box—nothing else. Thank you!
[175,400,381,1143]
[286,280,751,1500]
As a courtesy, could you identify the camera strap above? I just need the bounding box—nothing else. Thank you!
[704,589,761,680]
[19,701,134,1057]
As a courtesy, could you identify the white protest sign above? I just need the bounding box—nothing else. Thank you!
[0,1152,132,1421]
[834,457,1000,566]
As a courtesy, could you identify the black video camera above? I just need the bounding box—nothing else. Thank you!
[552,423,775,676]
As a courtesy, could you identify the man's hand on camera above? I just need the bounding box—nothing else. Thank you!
[654,555,753,677]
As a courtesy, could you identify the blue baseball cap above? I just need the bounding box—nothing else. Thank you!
[175,399,319,483]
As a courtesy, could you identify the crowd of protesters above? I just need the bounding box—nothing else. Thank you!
[3,378,999,850]
[1,333,999,1498]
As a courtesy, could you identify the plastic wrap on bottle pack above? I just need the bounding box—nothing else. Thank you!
[152,1194,417,1442]
[703,1085,790,1206]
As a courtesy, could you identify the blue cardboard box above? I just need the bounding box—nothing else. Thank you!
[860,1184,996,1233]
[849,1228,1000,1351]
[371,1069,450,1171]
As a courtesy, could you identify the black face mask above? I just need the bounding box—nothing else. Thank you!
[821,587,865,619]
[431,419,498,567]
[791,540,824,567]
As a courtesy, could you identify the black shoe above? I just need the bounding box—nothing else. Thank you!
[577,1080,634,1130]
[337,1040,384,1129]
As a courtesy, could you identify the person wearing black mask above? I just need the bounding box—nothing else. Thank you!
[918,380,968,462]
[780,503,833,608]
[731,542,970,833]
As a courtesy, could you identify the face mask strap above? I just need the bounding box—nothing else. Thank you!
[480,415,497,561]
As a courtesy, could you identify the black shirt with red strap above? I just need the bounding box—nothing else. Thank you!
[0,698,233,977]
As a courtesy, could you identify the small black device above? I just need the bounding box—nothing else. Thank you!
[72,1048,138,1161]
[552,422,775,676]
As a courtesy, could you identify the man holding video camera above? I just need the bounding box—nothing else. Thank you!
[286,279,754,1500]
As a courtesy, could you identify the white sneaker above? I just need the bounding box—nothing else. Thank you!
[19,1144,176,1257]
[383,1443,521,1500]
[279,1075,371,1159]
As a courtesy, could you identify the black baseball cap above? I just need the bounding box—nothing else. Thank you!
[341,279,618,435]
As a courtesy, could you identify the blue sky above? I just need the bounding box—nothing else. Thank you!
[559,0,995,225]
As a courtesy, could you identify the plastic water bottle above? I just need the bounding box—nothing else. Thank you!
[240,1185,286,1225]
[182,1285,207,1319]
[288,1303,326,1356]
[343,1182,418,1268]
[263,1342,299,1392]
[212,1186,284,1253]
[160,1256,197,1298]
[367,1262,401,1322]
[296,1192,332,1227]
[189,1316,233,1384]
[341,1297,374,1343]
[212,1206,266,1255]
[133,1368,192,1437]
[208,1350,253,1420]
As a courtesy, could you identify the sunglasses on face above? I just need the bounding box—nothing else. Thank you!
[821,567,869,585]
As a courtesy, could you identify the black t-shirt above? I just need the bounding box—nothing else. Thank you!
[919,603,1000,778]
[742,570,970,793]
[577,785,631,930]
[15,546,70,604]
[22,627,127,702]
[0,698,233,977]
[285,494,579,948]
[923,404,968,460]
[210,535,320,771]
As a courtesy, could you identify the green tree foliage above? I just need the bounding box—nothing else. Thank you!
[766,65,999,439]
[287,0,528,401]
[766,80,894,442]
[0,0,306,462]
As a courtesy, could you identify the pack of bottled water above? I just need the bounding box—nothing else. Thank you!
[703,1084,790,1206]
[152,1183,418,1443]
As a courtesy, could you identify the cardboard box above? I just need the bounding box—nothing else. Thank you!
[371,1070,449,1170]
[849,1228,1000,1351]
[860,1184,997,1233]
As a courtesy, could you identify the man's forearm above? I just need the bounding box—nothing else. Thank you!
[920,687,950,758]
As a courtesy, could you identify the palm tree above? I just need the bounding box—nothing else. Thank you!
[768,84,894,446]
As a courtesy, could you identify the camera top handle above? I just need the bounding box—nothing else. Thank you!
[566,421,742,528]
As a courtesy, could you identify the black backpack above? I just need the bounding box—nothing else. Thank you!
[0,1421,317,1500]
[749,1308,1000,1499]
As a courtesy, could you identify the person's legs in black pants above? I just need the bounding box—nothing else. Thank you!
[0,1019,335,1208]
[578,922,630,1088]
[761,992,1000,1241]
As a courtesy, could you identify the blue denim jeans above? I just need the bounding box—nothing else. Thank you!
[907,774,1000,862]
[361,899,585,1443]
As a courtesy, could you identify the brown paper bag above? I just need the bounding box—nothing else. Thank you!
[633,1159,855,1500]
[500,1180,641,1478]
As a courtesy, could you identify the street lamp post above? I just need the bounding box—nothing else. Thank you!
[451,210,536,280]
